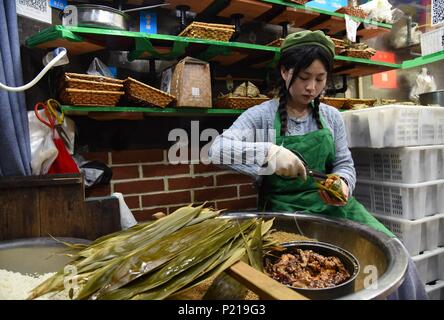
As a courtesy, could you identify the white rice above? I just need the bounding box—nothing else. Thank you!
[0,269,70,300]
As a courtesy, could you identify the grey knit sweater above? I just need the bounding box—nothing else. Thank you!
[208,98,356,194]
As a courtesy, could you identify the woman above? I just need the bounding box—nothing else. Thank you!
[209,30,427,300]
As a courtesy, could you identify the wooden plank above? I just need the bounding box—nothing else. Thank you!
[218,0,272,20]
[35,39,105,56]
[211,52,249,65]
[309,16,345,35]
[167,0,214,14]
[357,26,391,40]
[0,188,40,240]
[83,197,121,240]
[39,180,87,239]
[226,261,309,300]
[270,7,320,27]
[0,174,83,189]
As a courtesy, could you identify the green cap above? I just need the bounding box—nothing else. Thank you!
[281,30,335,58]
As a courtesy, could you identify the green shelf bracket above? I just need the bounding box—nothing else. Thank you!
[25,25,84,47]
[197,45,233,61]
[266,51,281,69]
[128,36,189,61]
[401,51,444,70]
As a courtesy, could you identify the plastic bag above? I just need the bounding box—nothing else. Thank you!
[87,57,114,78]
[28,110,58,175]
[112,192,137,230]
[409,68,437,102]
[73,154,112,188]
[360,0,394,23]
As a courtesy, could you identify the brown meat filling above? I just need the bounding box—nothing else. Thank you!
[265,249,351,289]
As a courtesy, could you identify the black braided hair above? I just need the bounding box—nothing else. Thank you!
[277,45,333,134]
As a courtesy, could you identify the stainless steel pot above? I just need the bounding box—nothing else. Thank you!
[222,212,408,300]
[419,90,444,106]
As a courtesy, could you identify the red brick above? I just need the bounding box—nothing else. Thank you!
[216,173,253,186]
[194,163,225,174]
[143,164,190,177]
[239,184,258,197]
[85,184,111,198]
[123,195,140,210]
[216,197,258,211]
[168,176,213,190]
[80,151,109,164]
[114,179,164,194]
[132,207,167,222]
[112,166,140,180]
[112,149,164,164]
[142,191,191,207]
[194,186,238,202]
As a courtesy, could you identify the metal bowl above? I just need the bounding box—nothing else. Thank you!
[61,5,131,31]
[0,237,90,274]
[419,90,444,106]
[222,211,408,300]
[264,241,360,300]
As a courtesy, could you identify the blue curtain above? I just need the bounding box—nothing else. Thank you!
[0,1,31,176]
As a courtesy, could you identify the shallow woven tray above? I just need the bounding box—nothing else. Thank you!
[320,97,347,109]
[336,6,367,19]
[266,38,284,47]
[124,77,176,108]
[343,49,376,59]
[60,88,124,106]
[331,38,345,46]
[62,74,124,92]
[343,98,377,109]
[178,21,235,42]
[63,73,124,84]
[215,96,270,110]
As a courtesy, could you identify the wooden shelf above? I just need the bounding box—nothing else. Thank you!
[26,25,400,78]
[218,0,273,20]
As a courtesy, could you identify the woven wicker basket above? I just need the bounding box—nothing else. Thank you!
[343,49,376,59]
[215,96,269,110]
[343,98,376,109]
[60,88,124,106]
[125,77,176,108]
[266,38,284,47]
[62,73,124,92]
[320,97,348,109]
[331,38,345,46]
[178,21,235,42]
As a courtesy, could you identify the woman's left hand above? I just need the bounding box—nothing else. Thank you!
[318,178,349,206]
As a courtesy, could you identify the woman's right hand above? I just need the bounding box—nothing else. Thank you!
[267,144,307,179]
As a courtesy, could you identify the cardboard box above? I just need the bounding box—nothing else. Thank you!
[161,57,212,108]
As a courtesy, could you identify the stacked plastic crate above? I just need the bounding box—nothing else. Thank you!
[342,105,444,300]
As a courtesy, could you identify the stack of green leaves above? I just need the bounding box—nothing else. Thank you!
[28,204,273,300]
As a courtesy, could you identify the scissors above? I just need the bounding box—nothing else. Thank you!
[291,149,329,181]
[34,101,71,149]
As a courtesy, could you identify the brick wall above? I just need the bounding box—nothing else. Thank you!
[81,149,258,222]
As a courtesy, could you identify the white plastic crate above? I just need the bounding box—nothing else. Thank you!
[342,105,444,148]
[354,179,444,220]
[372,213,444,256]
[352,145,444,183]
[426,280,444,300]
[412,247,444,285]
[420,27,444,56]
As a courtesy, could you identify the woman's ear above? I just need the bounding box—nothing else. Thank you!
[280,67,294,90]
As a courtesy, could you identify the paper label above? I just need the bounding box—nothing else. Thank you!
[17,0,52,24]
[345,14,360,43]
[191,87,200,97]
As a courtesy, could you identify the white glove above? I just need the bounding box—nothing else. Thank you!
[267,144,307,180]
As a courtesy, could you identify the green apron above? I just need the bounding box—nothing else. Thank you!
[260,109,394,237]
